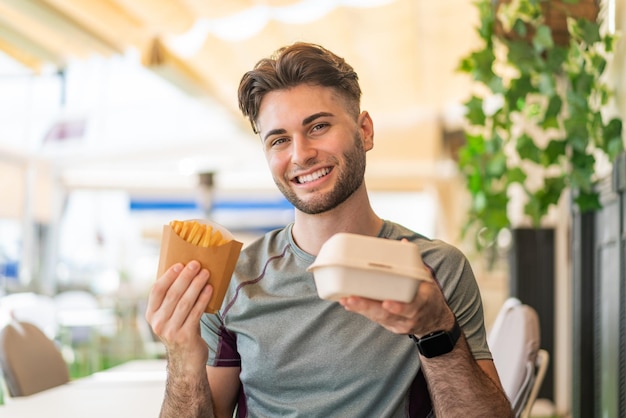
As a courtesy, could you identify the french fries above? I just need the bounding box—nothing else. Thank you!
[169,220,230,247]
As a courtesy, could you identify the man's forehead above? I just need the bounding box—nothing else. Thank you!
[257,86,342,123]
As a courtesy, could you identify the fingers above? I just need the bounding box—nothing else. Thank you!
[339,280,450,335]
[146,261,212,342]
[146,262,184,318]
[161,261,206,311]
[340,296,413,334]
[173,269,213,331]
[164,265,209,326]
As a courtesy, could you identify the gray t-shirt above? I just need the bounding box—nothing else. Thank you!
[201,220,491,417]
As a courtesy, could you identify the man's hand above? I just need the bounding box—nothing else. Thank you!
[145,260,213,370]
[145,261,218,418]
[338,274,455,338]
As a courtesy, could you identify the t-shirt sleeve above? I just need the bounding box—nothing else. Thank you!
[200,313,241,367]
[425,242,492,361]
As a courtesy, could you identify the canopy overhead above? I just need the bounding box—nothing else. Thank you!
[0,0,480,194]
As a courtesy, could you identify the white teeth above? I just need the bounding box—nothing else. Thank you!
[297,168,330,184]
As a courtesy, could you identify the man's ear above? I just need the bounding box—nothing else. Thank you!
[358,111,374,151]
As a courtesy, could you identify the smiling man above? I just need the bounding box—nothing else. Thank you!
[146,42,513,418]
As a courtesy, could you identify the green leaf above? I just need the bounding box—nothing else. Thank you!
[507,167,527,184]
[565,90,590,125]
[486,152,507,177]
[603,118,624,159]
[572,72,594,95]
[567,134,589,154]
[537,73,556,96]
[545,46,567,72]
[571,150,596,170]
[466,132,486,151]
[543,176,567,206]
[515,0,542,19]
[474,190,487,212]
[524,175,565,227]
[512,19,529,38]
[487,76,505,94]
[468,172,483,194]
[481,192,510,229]
[507,75,534,109]
[473,48,496,75]
[476,0,496,41]
[590,54,607,76]
[543,139,567,165]
[525,102,543,118]
[564,117,588,151]
[574,18,601,45]
[485,131,505,154]
[460,49,499,89]
[604,34,615,52]
[570,151,596,191]
[464,96,486,126]
[541,95,561,129]
[457,57,473,73]
[458,132,485,168]
[608,138,624,161]
[574,191,601,213]
[524,195,544,227]
[590,112,604,142]
[516,133,542,163]
[533,25,554,52]
[507,40,539,74]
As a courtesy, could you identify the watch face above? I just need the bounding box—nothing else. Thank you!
[419,331,454,358]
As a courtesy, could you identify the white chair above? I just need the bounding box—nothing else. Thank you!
[521,348,549,418]
[487,297,521,348]
[488,297,549,418]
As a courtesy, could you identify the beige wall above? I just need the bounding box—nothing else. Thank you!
[0,159,53,222]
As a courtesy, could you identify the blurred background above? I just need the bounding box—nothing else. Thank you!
[0,1,625,416]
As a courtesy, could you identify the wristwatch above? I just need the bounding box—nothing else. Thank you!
[408,320,462,358]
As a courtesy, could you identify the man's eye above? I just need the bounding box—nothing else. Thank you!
[271,137,288,147]
[311,123,329,132]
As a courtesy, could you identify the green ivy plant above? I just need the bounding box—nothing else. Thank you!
[458,0,623,250]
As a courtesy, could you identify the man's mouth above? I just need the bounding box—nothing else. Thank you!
[295,167,331,184]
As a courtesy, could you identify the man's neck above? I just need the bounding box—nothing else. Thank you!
[291,188,383,255]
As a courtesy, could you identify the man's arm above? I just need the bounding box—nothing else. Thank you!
[146,261,239,418]
[419,336,512,417]
[160,352,213,418]
[340,279,513,417]
[206,366,242,417]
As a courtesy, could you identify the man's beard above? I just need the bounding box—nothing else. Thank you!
[274,131,367,215]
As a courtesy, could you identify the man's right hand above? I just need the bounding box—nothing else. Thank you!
[145,260,213,372]
[146,261,218,417]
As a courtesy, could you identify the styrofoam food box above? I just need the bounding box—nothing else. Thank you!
[307,233,431,302]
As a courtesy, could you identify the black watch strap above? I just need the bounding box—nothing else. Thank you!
[408,320,462,358]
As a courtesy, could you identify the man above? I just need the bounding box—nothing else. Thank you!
[146,42,513,417]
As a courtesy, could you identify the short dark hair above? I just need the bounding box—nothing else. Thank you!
[238,42,361,134]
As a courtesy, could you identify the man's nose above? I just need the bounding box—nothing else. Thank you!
[291,135,317,165]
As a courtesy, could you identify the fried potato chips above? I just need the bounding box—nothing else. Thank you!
[157,219,243,313]
[169,220,230,247]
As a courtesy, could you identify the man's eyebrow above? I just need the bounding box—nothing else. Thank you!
[262,128,286,143]
[303,112,334,126]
